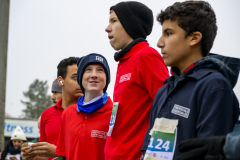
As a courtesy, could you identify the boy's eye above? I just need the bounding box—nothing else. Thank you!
[111,19,117,23]
[98,68,104,72]
[85,68,91,72]
[167,32,172,36]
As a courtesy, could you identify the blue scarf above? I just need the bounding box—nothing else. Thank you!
[77,92,108,114]
[9,141,21,155]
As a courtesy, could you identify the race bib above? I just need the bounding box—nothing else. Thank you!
[107,102,119,136]
[144,118,178,160]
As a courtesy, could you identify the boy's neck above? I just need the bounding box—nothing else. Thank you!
[61,92,79,109]
[121,39,134,50]
[178,50,203,75]
[84,91,104,103]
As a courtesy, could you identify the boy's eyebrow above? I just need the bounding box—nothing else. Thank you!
[163,28,173,33]
[109,16,117,22]
[72,73,77,76]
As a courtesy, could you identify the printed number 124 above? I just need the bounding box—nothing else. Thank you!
[148,138,170,151]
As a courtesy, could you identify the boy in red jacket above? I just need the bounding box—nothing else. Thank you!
[56,53,113,160]
[22,57,83,160]
[104,1,169,159]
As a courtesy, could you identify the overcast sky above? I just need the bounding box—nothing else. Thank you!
[5,0,240,118]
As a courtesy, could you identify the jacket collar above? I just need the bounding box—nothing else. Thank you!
[54,98,63,109]
[119,42,149,61]
[165,65,215,84]
[186,69,215,80]
[114,38,147,62]
[165,53,240,88]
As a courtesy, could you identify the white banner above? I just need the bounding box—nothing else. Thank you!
[4,118,40,138]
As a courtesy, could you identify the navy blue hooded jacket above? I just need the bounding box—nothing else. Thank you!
[141,54,240,159]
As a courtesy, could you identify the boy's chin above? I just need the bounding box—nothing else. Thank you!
[110,43,123,51]
[163,61,172,67]
[112,46,121,51]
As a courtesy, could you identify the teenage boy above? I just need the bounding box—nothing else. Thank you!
[141,1,239,159]
[104,1,169,159]
[22,57,83,160]
[55,53,113,160]
[51,79,62,104]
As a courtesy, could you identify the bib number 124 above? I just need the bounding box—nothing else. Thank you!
[148,137,170,151]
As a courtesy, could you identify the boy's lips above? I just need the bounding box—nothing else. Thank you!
[77,89,82,92]
[161,52,166,58]
[108,35,113,40]
[89,81,99,83]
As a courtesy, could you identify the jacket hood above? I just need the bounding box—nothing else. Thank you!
[171,53,240,88]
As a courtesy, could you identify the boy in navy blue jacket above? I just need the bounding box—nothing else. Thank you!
[141,1,240,160]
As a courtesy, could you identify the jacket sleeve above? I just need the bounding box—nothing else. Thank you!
[55,114,66,157]
[141,121,152,152]
[138,51,169,100]
[39,110,47,142]
[141,90,161,151]
[196,88,238,137]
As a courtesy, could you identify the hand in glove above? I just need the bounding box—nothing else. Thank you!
[177,136,226,160]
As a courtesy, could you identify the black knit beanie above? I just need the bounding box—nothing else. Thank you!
[110,1,153,40]
[77,53,110,94]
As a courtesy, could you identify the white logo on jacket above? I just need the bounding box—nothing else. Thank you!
[171,104,190,118]
[119,73,131,83]
[91,130,107,139]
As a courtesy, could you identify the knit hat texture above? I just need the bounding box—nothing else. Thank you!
[11,126,27,141]
[110,1,153,39]
[51,79,62,93]
[77,53,110,94]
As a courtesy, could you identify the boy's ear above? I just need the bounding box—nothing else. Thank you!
[57,76,64,86]
[189,31,202,47]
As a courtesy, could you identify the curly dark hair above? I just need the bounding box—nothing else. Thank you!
[57,57,79,79]
[157,1,217,57]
